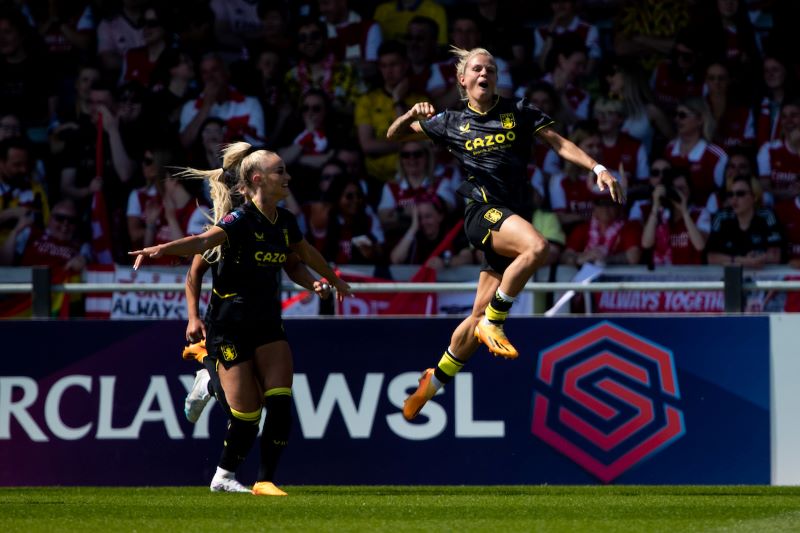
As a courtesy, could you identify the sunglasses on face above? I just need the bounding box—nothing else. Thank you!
[298,31,323,43]
[727,190,750,198]
[651,167,669,177]
[400,150,425,159]
[301,104,323,113]
[52,213,77,224]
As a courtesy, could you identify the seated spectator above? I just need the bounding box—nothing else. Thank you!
[373,0,447,47]
[641,168,710,265]
[649,31,704,113]
[278,89,337,203]
[143,50,197,140]
[302,158,347,235]
[121,5,175,89]
[210,0,265,61]
[354,41,426,185]
[663,97,728,205]
[50,63,101,155]
[705,61,755,151]
[377,140,455,246]
[0,6,56,139]
[706,148,756,214]
[689,0,760,80]
[178,53,265,148]
[473,0,529,81]
[0,197,87,270]
[561,195,642,266]
[251,46,291,148]
[318,0,383,70]
[532,0,601,74]
[774,182,800,268]
[126,147,209,264]
[306,174,384,264]
[757,99,800,205]
[95,0,145,75]
[390,194,473,267]
[604,59,672,155]
[594,97,648,182]
[549,126,602,235]
[706,175,782,268]
[405,16,443,96]
[0,137,50,238]
[283,18,362,117]
[755,52,796,147]
[628,158,672,220]
[541,34,590,125]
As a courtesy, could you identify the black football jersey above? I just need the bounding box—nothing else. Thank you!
[206,202,302,324]
[420,96,554,211]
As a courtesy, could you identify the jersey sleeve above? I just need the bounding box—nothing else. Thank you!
[215,209,247,247]
[519,98,555,134]
[419,111,449,143]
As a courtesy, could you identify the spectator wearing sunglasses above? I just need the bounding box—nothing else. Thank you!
[663,97,728,206]
[706,175,782,267]
[284,18,361,117]
[278,89,338,203]
[308,174,384,264]
[627,158,672,222]
[121,5,174,89]
[378,141,455,248]
[0,197,89,275]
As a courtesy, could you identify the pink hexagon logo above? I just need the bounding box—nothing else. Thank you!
[531,321,685,483]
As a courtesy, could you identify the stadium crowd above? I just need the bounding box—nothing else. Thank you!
[1,0,799,301]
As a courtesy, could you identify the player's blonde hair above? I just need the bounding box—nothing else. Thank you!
[451,46,496,99]
[176,142,272,262]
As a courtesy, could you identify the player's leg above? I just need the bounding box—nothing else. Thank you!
[402,270,500,421]
[252,339,293,496]
[211,360,262,493]
[475,215,548,357]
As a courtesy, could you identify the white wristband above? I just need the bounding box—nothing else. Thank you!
[592,164,608,176]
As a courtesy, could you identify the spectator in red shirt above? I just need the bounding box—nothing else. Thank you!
[649,31,704,113]
[774,181,800,267]
[561,195,642,267]
[755,52,797,147]
[757,99,800,205]
[594,97,649,182]
[318,0,383,71]
[121,5,173,89]
[541,34,589,125]
[549,125,602,234]
[641,167,710,265]
[664,96,728,206]
[705,61,755,151]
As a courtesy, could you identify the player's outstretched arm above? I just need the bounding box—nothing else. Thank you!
[386,102,436,140]
[537,126,626,204]
[130,226,227,270]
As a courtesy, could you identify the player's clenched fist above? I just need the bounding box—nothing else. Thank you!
[409,102,436,121]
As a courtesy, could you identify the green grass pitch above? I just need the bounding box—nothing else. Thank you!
[3,486,800,532]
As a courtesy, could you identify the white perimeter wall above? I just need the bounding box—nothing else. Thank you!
[771,314,800,485]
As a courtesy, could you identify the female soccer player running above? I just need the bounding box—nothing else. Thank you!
[130,143,350,495]
[386,47,624,420]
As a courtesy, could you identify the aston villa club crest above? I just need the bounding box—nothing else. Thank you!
[221,344,238,361]
[500,113,515,129]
